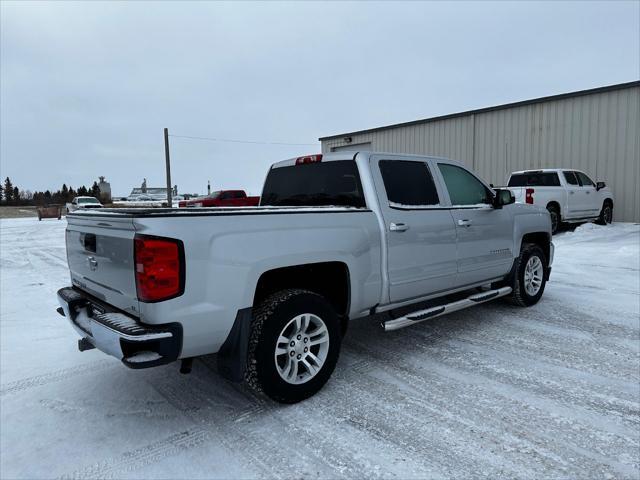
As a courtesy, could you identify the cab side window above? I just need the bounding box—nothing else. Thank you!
[379,160,439,206]
[563,171,580,186]
[575,172,595,187]
[438,163,492,206]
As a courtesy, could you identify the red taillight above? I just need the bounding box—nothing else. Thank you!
[295,154,322,165]
[134,235,184,302]
[525,188,535,204]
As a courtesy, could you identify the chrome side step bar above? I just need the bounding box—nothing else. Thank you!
[382,286,512,332]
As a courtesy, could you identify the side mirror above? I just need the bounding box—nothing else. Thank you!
[493,189,515,209]
[596,181,605,191]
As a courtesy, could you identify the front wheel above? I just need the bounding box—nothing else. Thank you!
[246,289,342,403]
[596,202,613,225]
[509,243,548,307]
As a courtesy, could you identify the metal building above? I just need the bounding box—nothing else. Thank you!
[320,81,640,222]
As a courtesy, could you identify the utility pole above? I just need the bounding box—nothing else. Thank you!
[164,128,172,207]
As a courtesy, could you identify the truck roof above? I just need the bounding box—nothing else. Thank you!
[510,168,586,175]
[270,151,461,169]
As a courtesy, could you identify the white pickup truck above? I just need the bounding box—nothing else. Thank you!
[66,196,103,214]
[506,169,614,234]
[57,152,553,403]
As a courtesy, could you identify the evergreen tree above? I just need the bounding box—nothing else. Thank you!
[4,178,13,204]
[12,187,19,205]
[90,181,100,197]
[0,183,3,204]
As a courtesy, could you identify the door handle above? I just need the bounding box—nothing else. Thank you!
[585,190,590,194]
[457,219,472,227]
[569,191,575,195]
[389,222,409,232]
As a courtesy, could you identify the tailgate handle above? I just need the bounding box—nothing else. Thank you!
[389,222,409,232]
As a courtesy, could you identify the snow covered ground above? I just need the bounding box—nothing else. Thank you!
[1,217,638,479]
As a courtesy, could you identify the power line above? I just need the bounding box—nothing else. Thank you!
[169,134,318,146]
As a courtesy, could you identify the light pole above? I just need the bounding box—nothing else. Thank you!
[164,128,172,207]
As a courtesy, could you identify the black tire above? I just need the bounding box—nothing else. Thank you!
[245,289,342,404]
[546,204,560,235]
[509,243,548,307]
[596,201,613,225]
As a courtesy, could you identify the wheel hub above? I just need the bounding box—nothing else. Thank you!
[274,313,330,385]
[524,255,543,296]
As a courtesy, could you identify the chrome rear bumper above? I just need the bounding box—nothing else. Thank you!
[57,287,182,368]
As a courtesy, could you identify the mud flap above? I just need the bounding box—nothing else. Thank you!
[217,307,252,382]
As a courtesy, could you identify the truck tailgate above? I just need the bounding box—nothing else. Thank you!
[65,214,139,316]
[509,187,525,202]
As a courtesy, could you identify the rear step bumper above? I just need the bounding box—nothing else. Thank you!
[57,287,182,369]
[382,286,513,332]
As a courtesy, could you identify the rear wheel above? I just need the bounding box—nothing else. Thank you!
[546,204,560,235]
[596,202,613,225]
[246,289,341,403]
[509,243,547,307]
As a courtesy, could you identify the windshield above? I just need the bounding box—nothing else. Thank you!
[261,160,365,208]
[78,197,100,204]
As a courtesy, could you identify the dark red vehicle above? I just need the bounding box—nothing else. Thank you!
[178,190,260,208]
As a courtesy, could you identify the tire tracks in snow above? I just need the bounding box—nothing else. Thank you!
[343,332,639,478]
[60,359,399,480]
[330,352,544,479]
[0,361,114,397]
[147,372,392,480]
[59,428,211,480]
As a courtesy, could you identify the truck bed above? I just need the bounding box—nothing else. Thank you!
[71,205,368,217]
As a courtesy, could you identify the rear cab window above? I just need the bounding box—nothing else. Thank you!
[438,163,492,206]
[379,160,439,207]
[261,160,366,208]
[508,172,561,187]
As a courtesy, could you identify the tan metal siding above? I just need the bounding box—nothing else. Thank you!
[322,85,639,222]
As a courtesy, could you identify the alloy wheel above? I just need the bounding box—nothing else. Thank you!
[524,255,544,296]
[274,313,330,385]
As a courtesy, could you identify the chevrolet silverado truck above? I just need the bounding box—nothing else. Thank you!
[57,152,553,403]
[506,169,613,234]
[66,196,103,214]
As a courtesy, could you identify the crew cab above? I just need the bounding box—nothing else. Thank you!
[506,169,614,234]
[66,196,103,213]
[178,190,260,208]
[57,152,553,403]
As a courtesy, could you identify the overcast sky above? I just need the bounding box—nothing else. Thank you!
[1,1,639,197]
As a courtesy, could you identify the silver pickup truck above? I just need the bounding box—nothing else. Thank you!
[57,152,553,403]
